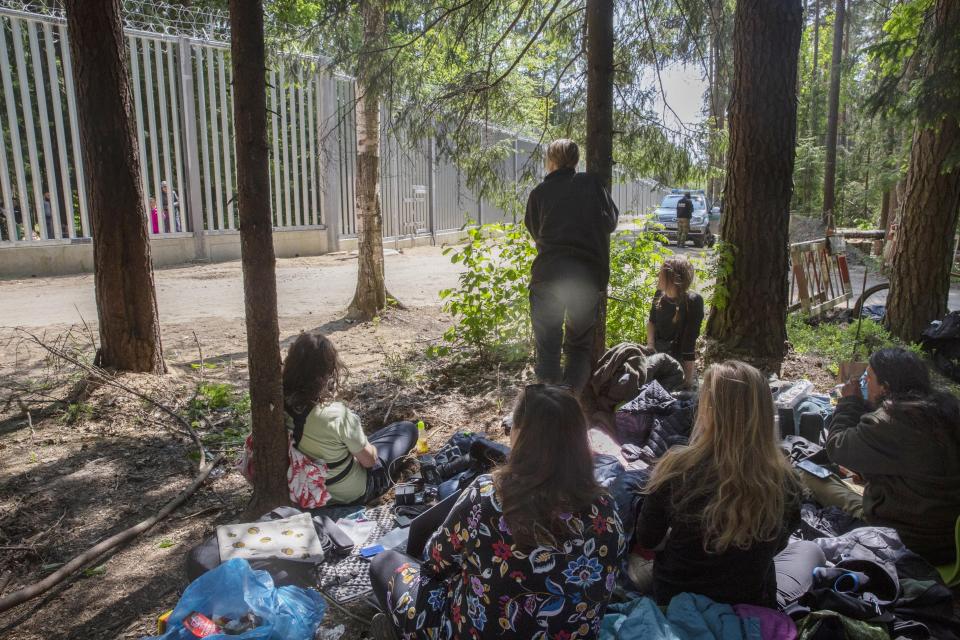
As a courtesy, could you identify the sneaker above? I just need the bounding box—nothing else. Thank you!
[370,613,400,640]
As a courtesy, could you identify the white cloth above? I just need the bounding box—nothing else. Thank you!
[217,513,324,562]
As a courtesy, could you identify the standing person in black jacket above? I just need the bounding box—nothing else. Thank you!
[675,192,694,247]
[524,139,619,393]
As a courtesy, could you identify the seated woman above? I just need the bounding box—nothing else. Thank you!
[369,384,626,640]
[637,360,823,609]
[282,331,417,505]
[807,347,960,565]
[646,256,704,388]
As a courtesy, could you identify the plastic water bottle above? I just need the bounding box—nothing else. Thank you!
[416,420,430,454]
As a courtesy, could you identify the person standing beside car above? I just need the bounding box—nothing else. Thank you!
[524,139,619,394]
[676,191,694,247]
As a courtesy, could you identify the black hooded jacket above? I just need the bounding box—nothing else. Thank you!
[524,168,619,288]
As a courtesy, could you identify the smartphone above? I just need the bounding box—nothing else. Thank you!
[798,459,832,479]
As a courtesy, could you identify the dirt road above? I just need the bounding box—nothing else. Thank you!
[0,246,465,328]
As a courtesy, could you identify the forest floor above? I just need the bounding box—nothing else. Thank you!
[0,243,949,639]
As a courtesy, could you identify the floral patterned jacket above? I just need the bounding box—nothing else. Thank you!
[390,474,625,640]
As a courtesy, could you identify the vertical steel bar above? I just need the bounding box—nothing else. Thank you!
[217,49,233,229]
[176,37,206,258]
[0,17,29,241]
[44,23,74,239]
[289,70,301,226]
[166,41,185,232]
[269,69,281,225]
[59,24,87,237]
[154,39,173,232]
[205,46,223,228]
[142,38,163,233]
[12,19,42,239]
[0,117,12,242]
[28,21,60,239]
[298,70,308,226]
[279,66,291,227]
[195,45,213,231]
[319,72,338,248]
[308,75,318,226]
[0,28,12,243]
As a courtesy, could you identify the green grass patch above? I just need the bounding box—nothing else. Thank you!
[787,313,921,372]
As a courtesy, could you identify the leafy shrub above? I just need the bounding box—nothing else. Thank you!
[435,222,536,361]
[606,228,672,346]
[436,219,730,360]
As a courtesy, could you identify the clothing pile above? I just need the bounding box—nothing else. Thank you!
[787,528,960,639]
[601,592,796,640]
[614,380,696,452]
[590,343,685,414]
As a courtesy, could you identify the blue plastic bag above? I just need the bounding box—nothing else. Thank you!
[145,558,326,639]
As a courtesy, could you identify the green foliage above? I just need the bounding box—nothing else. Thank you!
[61,402,93,425]
[786,313,921,371]
[605,228,672,346]
[188,382,236,416]
[187,382,252,453]
[690,240,735,314]
[435,222,536,361]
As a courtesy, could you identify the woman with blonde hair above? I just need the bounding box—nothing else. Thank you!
[637,360,822,609]
[646,256,704,388]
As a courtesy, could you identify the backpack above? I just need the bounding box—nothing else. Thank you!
[921,311,960,383]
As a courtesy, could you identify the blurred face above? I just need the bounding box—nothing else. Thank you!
[865,365,888,404]
[545,157,558,173]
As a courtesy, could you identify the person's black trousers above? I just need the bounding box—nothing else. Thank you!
[362,420,418,503]
[530,277,602,393]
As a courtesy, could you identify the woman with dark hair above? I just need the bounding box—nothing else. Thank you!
[636,360,819,609]
[368,385,625,640]
[810,347,960,564]
[282,331,417,505]
[646,256,704,388]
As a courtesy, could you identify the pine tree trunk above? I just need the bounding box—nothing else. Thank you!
[822,0,845,227]
[704,0,803,374]
[230,0,289,515]
[885,0,960,342]
[64,0,164,374]
[586,0,614,363]
[347,0,389,321]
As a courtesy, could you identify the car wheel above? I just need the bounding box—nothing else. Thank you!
[693,237,704,248]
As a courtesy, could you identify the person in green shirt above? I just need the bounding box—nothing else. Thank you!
[283,331,418,505]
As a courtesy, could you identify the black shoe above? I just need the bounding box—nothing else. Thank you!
[371,613,400,640]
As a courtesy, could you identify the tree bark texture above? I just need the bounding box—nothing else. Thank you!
[585,0,614,363]
[704,0,803,374]
[822,0,845,227]
[230,0,289,513]
[64,0,164,374]
[347,0,389,321]
[885,0,960,342]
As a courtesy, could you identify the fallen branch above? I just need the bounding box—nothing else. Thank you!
[0,454,223,615]
[18,330,209,466]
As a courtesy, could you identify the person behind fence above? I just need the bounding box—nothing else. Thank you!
[161,180,181,232]
[282,331,417,505]
[524,139,619,394]
[636,360,825,609]
[368,384,626,640]
[803,347,960,565]
[646,256,704,388]
[675,191,694,247]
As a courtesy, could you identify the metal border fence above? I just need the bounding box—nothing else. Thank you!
[0,1,668,260]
